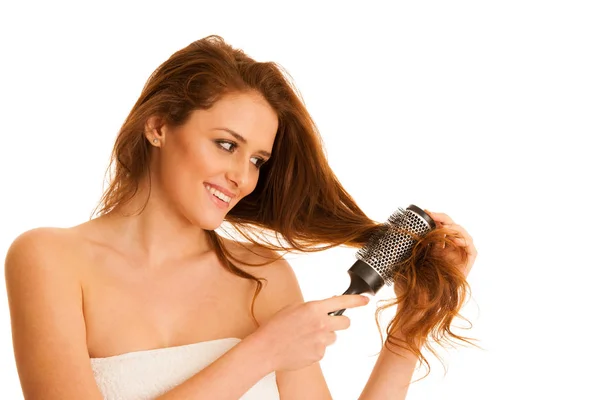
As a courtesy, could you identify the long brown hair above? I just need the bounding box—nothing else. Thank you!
[94,35,478,380]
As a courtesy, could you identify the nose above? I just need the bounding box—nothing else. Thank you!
[225,156,250,188]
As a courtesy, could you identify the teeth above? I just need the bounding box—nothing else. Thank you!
[204,185,231,203]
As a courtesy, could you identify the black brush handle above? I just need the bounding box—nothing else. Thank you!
[328,260,384,316]
[407,204,436,229]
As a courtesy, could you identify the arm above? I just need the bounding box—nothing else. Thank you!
[4,229,276,400]
[250,259,420,400]
[249,253,333,400]
[357,209,478,399]
[357,334,420,400]
[261,259,419,400]
[158,256,334,400]
[154,333,273,399]
[5,229,105,400]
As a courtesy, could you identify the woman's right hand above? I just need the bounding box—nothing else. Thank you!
[251,295,369,372]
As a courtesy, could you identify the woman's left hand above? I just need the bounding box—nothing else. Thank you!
[424,210,477,278]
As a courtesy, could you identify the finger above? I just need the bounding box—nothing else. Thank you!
[318,294,369,313]
[450,237,467,247]
[424,210,455,227]
[328,315,351,331]
[446,232,475,254]
[458,235,476,255]
[465,240,477,260]
[448,236,477,276]
[324,332,337,346]
[442,223,473,243]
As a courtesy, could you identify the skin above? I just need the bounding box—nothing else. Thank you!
[359,210,477,400]
[5,89,477,400]
[77,90,282,357]
[97,90,279,265]
[5,91,366,399]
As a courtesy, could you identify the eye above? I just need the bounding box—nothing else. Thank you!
[216,140,267,169]
[216,140,236,152]
[251,156,267,169]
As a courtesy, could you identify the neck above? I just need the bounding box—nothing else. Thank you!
[96,179,213,269]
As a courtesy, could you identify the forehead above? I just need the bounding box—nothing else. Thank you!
[191,92,278,148]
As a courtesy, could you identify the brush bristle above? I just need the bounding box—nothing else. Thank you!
[356,207,434,285]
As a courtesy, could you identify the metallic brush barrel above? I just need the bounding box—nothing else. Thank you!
[356,204,436,287]
[329,205,436,316]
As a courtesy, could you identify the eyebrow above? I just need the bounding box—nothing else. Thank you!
[213,128,272,158]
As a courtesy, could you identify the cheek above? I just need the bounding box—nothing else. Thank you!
[174,136,213,174]
[158,142,208,195]
[191,144,220,177]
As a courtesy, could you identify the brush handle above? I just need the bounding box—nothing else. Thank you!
[328,260,383,316]
[328,205,434,316]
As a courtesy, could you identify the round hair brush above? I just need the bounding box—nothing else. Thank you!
[329,204,436,316]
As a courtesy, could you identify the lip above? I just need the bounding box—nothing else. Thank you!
[204,183,236,199]
[205,187,229,209]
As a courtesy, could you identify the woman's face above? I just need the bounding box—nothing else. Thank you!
[148,91,278,230]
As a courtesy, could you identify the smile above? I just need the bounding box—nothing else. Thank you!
[204,184,232,204]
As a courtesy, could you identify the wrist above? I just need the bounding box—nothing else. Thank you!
[243,330,276,374]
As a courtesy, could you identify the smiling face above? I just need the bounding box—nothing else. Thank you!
[145,91,278,230]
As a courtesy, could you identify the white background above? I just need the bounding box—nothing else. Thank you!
[1,1,599,399]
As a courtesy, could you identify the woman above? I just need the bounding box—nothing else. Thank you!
[5,35,477,399]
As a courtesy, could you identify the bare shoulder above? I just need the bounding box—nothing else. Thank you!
[5,227,102,399]
[6,227,79,271]
[4,226,85,325]
[5,227,85,283]
[220,238,305,324]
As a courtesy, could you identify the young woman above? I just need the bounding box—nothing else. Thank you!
[5,35,477,399]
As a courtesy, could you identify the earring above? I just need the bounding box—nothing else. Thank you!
[152,139,158,144]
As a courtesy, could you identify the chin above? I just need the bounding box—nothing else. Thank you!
[189,209,227,231]
[186,197,230,231]
[194,216,224,231]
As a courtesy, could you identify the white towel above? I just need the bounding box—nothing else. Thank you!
[90,338,280,400]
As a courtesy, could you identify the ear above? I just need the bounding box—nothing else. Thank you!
[144,116,167,147]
